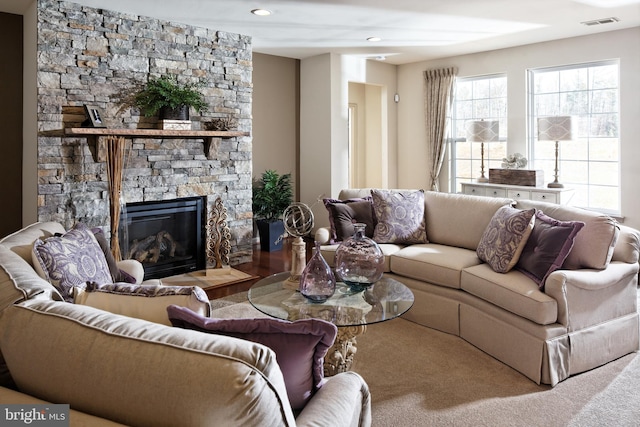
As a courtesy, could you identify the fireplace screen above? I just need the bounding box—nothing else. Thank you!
[120,197,205,280]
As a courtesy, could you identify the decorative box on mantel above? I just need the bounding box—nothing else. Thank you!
[160,120,191,130]
[489,169,544,187]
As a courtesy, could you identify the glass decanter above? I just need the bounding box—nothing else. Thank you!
[335,223,384,293]
[300,242,336,303]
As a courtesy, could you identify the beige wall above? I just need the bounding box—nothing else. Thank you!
[398,27,640,229]
[299,53,338,229]
[252,53,300,199]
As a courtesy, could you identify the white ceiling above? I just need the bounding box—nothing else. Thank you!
[2,0,639,64]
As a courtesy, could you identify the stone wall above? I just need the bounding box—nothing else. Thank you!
[36,0,253,265]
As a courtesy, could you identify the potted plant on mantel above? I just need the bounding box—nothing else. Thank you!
[134,75,207,126]
[252,170,293,252]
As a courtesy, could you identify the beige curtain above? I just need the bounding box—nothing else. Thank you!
[424,67,457,191]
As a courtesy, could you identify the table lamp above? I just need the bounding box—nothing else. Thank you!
[466,120,499,183]
[537,116,573,188]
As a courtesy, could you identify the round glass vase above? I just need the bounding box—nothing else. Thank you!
[335,223,384,293]
[300,242,336,303]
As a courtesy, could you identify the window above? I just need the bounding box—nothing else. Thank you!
[452,75,507,193]
[528,61,620,214]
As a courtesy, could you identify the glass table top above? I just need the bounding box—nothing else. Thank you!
[248,272,414,327]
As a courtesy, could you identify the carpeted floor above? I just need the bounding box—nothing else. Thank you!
[354,317,639,427]
[210,291,251,309]
[210,292,640,427]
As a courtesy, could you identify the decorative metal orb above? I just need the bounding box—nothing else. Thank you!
[283,203,315,238]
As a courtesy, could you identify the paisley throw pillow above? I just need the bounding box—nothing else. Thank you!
[32,223,112,301]
[371,189,428,244]
[477,206,536,273]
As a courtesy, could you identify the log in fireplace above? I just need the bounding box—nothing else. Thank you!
[120,197,206,280]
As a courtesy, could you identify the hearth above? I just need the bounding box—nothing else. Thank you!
[120,197,206,280]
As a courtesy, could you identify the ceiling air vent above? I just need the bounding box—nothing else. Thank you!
[581,17,620,26]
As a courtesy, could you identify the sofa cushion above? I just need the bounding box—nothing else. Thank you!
[371,189,428,244]
[461,263,558,325]
[516,199,618,270]
[424,191,514,250]
[74,282,211,325]
[323,197,375,243]
[476,206,536,273]
[516,211,585,288]
[32,223,113,301]
[167,304,337,411]
[390,244,482,289]
[0,299,296,426]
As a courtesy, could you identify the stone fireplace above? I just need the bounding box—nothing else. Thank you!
[35,0,253,266]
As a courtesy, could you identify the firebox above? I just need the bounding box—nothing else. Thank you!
[120,197,206,280]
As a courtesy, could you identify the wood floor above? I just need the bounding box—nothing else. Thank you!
[204,237,314,299]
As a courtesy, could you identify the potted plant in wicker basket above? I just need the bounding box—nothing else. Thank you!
[252,170,293,252]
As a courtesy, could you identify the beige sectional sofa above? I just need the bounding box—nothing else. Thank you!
[318,189,640,386]
[0,222,371,427]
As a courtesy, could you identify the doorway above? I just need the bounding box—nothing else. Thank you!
[347,82,386,188]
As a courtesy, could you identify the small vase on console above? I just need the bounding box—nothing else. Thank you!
[335,223,384,293]
[300,242,336,303]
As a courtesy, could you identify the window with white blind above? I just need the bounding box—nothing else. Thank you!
[528,60,620,214]
[451,75,507,193]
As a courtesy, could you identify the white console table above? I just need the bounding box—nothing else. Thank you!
[461,182,574,205]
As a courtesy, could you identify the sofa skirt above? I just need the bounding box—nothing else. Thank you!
[394,273,639,386]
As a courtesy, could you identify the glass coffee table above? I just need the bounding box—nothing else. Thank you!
[248,271,414,376]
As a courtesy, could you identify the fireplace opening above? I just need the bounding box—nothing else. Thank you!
[120,197,206,280]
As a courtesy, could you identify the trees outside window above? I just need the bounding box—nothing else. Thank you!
[528,61,620,214]
[451,75,507,193]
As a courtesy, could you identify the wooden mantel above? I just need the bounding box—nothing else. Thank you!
[65,127,250,161]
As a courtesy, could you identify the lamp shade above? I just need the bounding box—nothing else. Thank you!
[538,116,573,141]
[466,120,499,142]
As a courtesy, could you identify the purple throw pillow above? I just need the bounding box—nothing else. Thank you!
[323,197,375,243]
[167,305,338,411]
[91,228,137,284]
[516,211,585,288]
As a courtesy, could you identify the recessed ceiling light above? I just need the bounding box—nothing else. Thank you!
[581,17,620,26]
[367,37,382,42]
[375,55,386,61]
[251,9,272,16]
